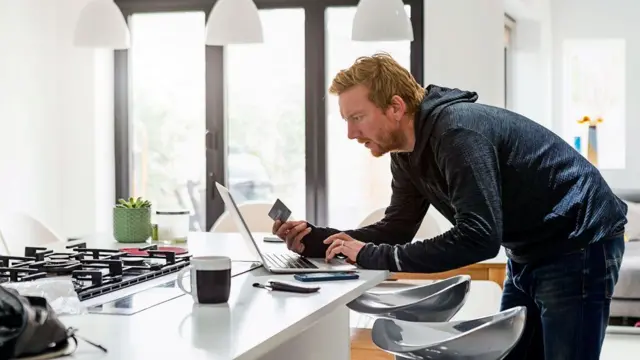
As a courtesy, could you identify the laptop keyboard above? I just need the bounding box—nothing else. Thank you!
[264,253,318,269]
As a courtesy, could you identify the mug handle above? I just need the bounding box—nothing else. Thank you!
[176,267,191,295]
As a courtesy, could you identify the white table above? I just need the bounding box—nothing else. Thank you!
[53,232,389,360]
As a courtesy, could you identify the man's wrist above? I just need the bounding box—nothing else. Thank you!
[300,225,336,257]
[355,242,376,268]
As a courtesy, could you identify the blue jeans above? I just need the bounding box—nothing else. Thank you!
[501,236,625,360]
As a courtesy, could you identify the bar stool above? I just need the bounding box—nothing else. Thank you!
[371,305,527,359]
[348,275,471,322]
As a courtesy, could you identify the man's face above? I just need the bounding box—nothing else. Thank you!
[338,84,405,157]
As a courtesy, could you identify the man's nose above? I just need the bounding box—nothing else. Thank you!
[347,122,359,140]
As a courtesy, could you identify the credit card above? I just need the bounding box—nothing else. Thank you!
[268,199,292,222]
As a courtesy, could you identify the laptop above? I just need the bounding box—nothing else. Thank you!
[215,182,357,273]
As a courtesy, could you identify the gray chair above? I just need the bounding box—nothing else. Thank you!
[347,275,471,322]
[371,306,527,360]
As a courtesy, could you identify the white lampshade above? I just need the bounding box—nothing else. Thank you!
[352,0,413,42]
[205,0,263,46]
[74,0,130,49]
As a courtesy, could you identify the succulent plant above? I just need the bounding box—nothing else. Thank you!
[116,196,151,209]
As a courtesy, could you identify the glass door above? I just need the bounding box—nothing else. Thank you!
[129,11,208,231]
[224,8,307,218]
[325,5,412,229]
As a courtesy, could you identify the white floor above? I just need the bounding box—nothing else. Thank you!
[602,333,639,359]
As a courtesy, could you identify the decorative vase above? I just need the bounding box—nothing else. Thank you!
[113,207,151,243]
[577,116,602,168]
[587,125,599,167]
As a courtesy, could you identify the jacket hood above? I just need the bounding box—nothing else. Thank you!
[413,84,479,150]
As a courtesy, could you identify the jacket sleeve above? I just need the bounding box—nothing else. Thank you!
[356,128,503,272]
[300,156,430,258]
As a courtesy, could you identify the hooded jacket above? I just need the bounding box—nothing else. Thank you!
[301,84,628,272]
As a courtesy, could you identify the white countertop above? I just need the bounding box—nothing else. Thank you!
[49,232,388,360]
[72,231,509,265]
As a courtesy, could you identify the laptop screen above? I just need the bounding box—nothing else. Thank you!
[214,182,269,265]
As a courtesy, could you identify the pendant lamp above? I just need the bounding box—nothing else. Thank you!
[352,0,413,42]
[205,0,263,46]
[74,0,130,49]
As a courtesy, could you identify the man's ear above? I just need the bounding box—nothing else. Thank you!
[389,95,406,121]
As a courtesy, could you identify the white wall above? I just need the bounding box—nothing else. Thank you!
[505,0,553,129]
[424,0,554,128]
[424,0,505,108]
[550,0,640,190]
[0,0,114,240]
[422,0,505,231]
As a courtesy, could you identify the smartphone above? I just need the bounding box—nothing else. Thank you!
[293,272,359,282]
[263,236,284,243]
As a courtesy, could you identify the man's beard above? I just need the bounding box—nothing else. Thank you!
[363,129,405,157]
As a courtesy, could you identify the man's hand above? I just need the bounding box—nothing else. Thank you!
[272,220,312,254]
[323,233,365,263]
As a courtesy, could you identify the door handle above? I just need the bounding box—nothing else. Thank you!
[206,129,219,200]
[205,130,213,150]
[205,129,219,151]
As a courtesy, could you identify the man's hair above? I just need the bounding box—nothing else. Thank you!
[328,52,425,115]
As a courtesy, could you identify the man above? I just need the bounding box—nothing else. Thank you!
[272,53,626,359]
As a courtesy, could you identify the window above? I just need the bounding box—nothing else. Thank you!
[325,5,411,229]
[224,9,307,217]
[129,12,207,231]
[562,39,626,169]
[114,0,424,229]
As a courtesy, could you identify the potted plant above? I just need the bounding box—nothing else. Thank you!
[113,197,152,243]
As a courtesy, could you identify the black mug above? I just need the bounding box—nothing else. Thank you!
[177,256,231,304]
